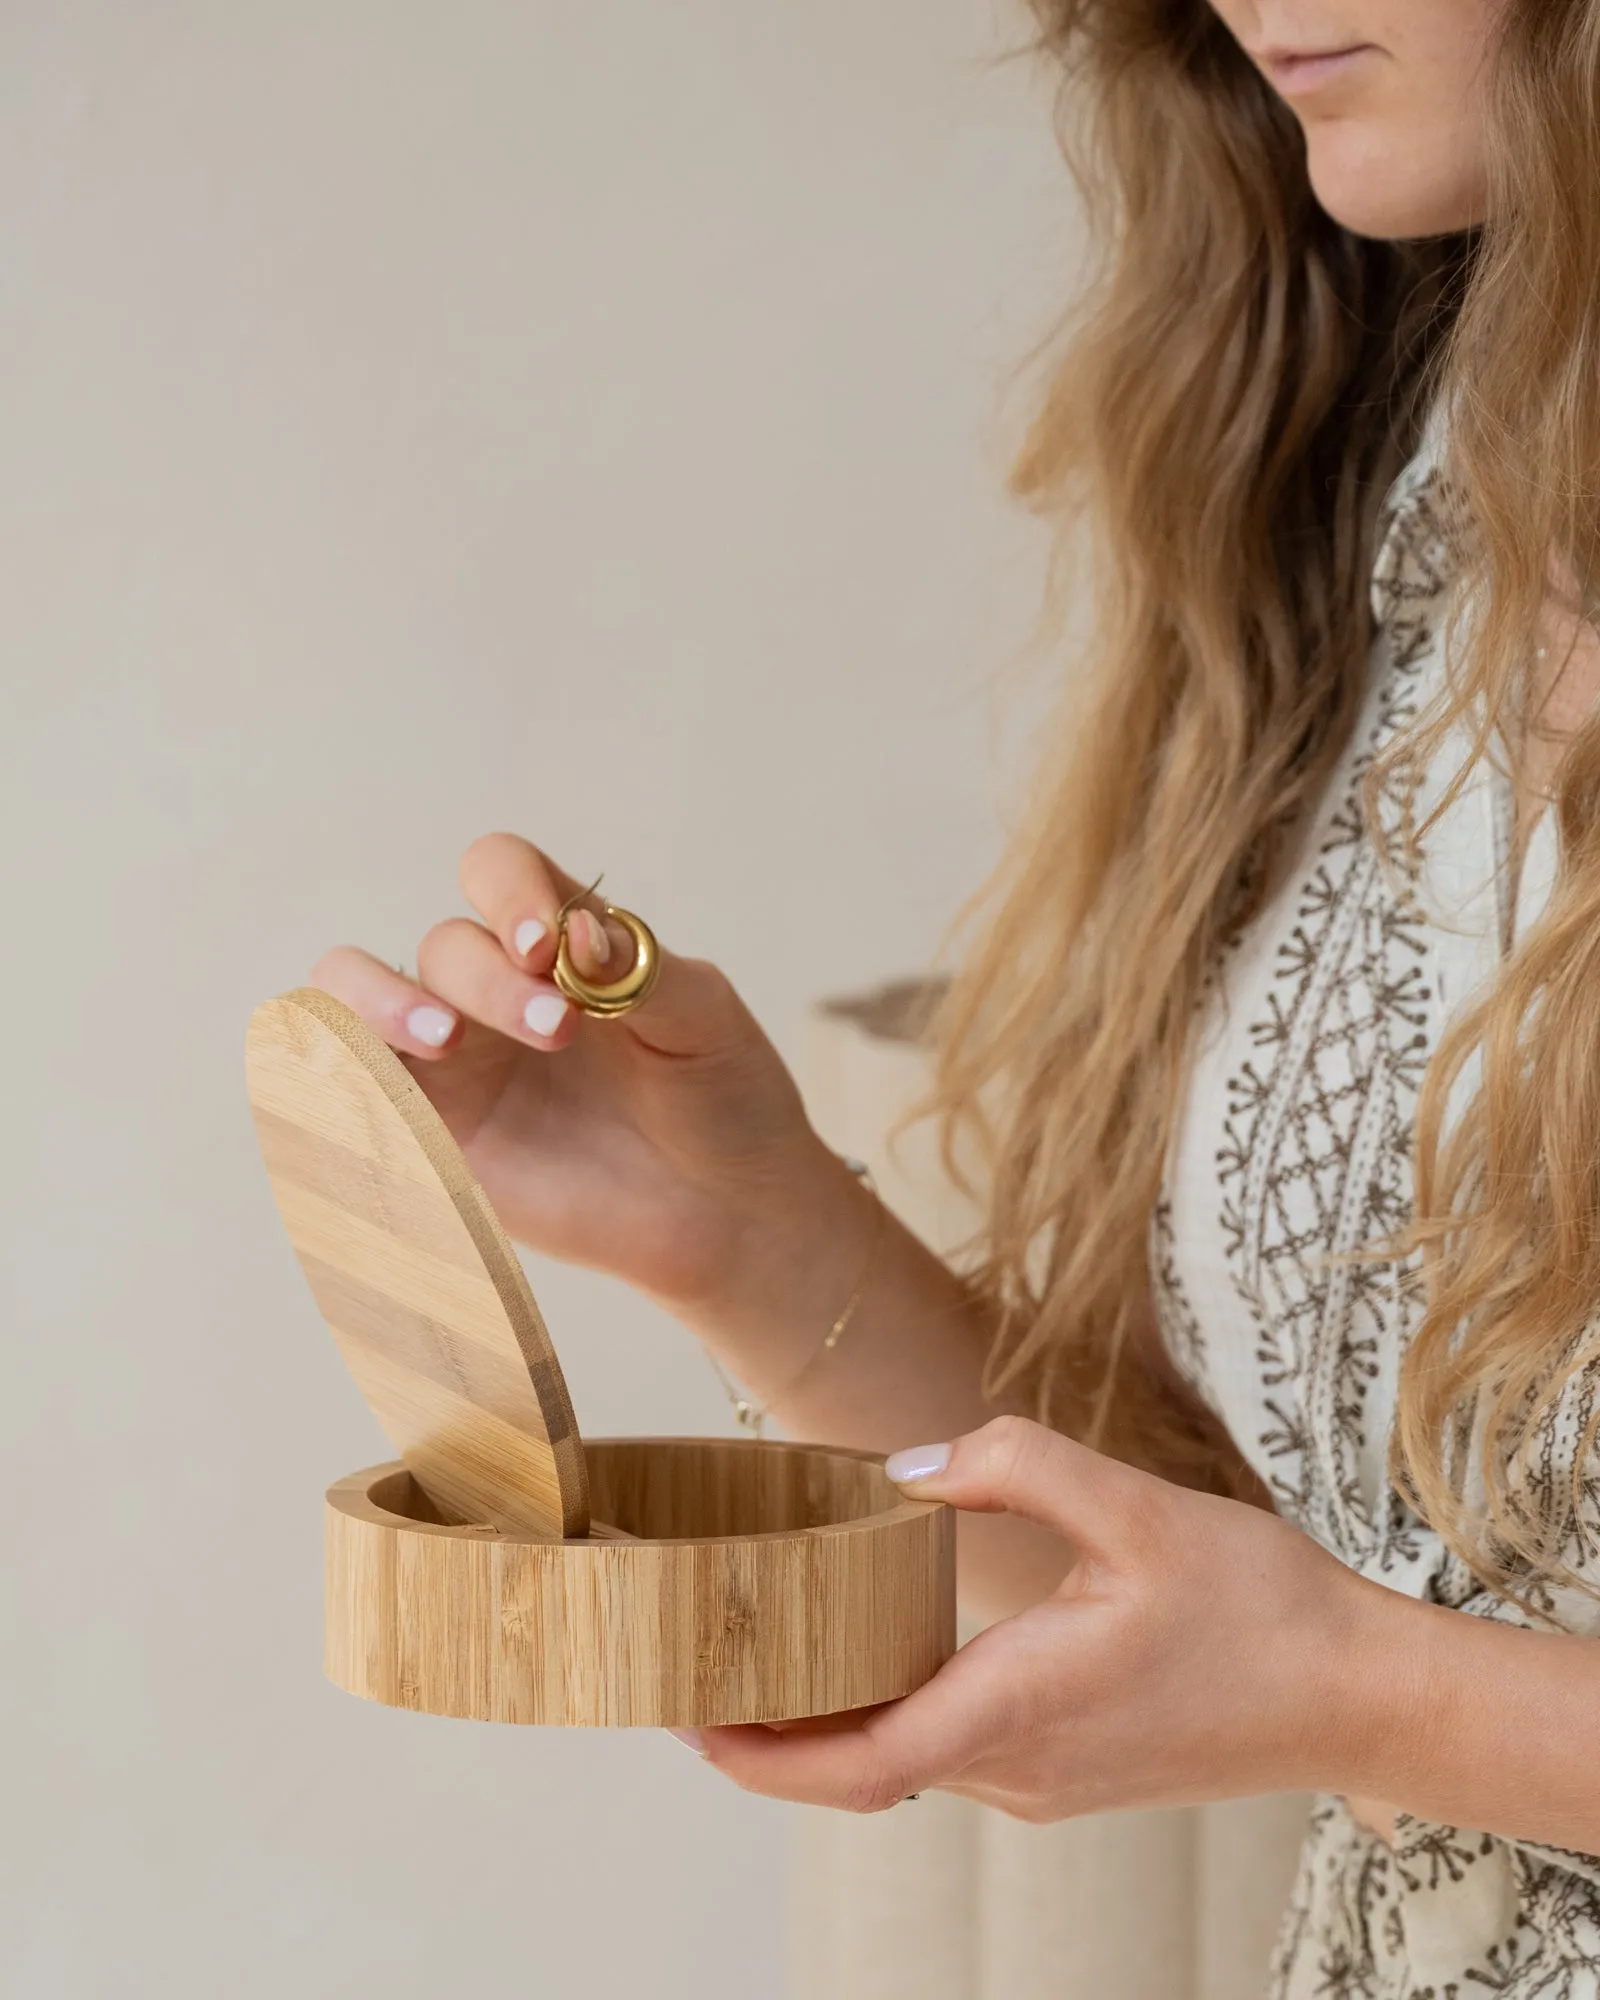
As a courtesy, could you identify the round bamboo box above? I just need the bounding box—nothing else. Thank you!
[248,988,956,1729]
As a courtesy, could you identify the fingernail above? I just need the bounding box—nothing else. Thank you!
[522,992,569,1038]
[578,909,611,966]
[513,918,548,960]
[885,1442,951,1485]
[667,1728,706,1756]
[406,1005,456,1048]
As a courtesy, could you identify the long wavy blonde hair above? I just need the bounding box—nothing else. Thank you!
[927,0,1600,1593]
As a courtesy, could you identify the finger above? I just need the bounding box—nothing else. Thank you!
[458,832,634,977]
[415,916,581,1050]
[884,1415,1160,1557]
[683,1715,924,1814]
[458,831,746,1060]
[686,1632,1013,1811]
[308,945,463,1061]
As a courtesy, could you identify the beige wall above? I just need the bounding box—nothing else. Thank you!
[0,5,1070,1997]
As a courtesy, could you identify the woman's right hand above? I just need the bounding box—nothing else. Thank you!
[309,832,838,1317]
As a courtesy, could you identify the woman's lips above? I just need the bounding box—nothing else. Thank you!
[1256,44,1376,96]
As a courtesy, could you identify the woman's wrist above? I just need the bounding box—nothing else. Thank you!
[1281,1566,1600,1853]
[672,1133,882,1383]
[1278,1561,1435,1805]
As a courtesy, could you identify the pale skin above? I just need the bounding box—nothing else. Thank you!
[315,2,1600,1846]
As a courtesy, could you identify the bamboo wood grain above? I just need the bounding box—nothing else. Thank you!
[325,1438,957,1727]
[246,985,957,1726]
[246,988,588,1538]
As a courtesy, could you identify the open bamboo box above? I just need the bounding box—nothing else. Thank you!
[247,988,955,1729]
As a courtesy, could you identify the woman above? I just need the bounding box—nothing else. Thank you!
[313,3,1600,1991]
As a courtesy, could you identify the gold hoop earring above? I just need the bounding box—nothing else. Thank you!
[553,879,661,1018]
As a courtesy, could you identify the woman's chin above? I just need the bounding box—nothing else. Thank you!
[1303,140,1487,241]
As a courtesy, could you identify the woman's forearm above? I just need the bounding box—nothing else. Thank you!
[673,1139,1073,1621]
[1319,1571,1600,1853]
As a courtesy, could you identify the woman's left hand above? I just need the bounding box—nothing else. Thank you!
[676,1416,1405,1820]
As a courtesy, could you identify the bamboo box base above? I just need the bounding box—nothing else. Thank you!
[326,1436,957,1728]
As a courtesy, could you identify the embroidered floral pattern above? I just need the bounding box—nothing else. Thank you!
[1155,450,1600,1997]
[1212,473,1445,1564]
[1150,1195,1209,1403]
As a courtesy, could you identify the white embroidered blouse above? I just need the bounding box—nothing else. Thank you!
[1152,425,1600,1997]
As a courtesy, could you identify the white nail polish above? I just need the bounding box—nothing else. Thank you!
[514,918,548,960]
[406,1005,456,1048]
[667,1728,707,1756]
[523,992,569,1038]
[885,1442,952,1484]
